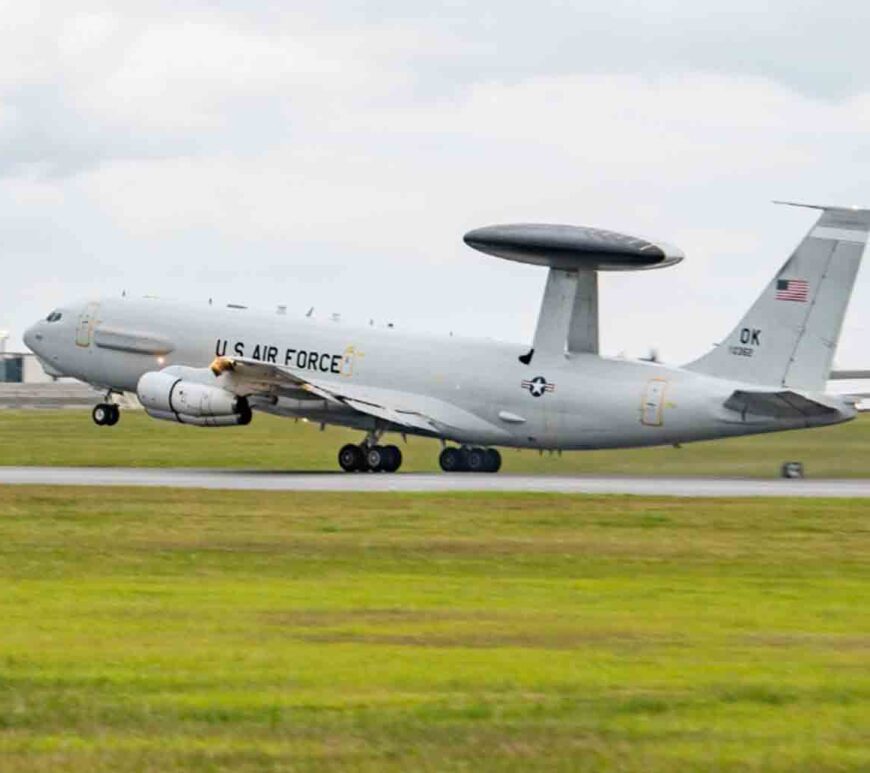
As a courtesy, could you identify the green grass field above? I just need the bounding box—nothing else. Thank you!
[0,487,868,771]
[3,409,870,477]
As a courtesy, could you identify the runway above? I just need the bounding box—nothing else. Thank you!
[2,466,870,497]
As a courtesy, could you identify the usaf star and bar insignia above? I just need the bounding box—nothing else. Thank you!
[521,376,555,397]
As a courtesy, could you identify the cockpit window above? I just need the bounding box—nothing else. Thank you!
[45,311,62,322]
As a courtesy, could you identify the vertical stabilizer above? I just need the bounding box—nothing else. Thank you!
[686,204,870,391]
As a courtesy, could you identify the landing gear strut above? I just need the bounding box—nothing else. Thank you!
[92,402,120,427]
[439,446,501,473]
[338,442,403,473]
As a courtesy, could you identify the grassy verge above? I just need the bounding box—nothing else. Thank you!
[2,409,870,476]
[0,487,867,770]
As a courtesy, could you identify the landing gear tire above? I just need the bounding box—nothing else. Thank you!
[484,448,502,473]
[92,403,118,427]
[439,446,501,473]
[439,447,465,472]
[364,445,403,473]
[339,443,402,473]
[466,447,487,472]
[93,403,120,427]
[366,445,386,472]
[92,404,108,426]
[382,445,402,473]
[338,443,364,472]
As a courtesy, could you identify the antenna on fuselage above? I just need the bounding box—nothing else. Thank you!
[462,223,684,364]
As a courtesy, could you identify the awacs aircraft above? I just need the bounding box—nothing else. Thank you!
[23,202,870,473]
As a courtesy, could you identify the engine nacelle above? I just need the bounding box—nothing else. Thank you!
[137,370,251,426]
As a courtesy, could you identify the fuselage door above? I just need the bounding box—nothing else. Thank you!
[75,302,100,347]
[641,378,667,426]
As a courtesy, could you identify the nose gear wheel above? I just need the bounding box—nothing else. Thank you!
[92,403,120,427]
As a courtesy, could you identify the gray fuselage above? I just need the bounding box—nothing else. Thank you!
[23,297,853,449]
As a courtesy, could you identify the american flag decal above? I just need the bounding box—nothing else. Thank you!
[775,278,809,302]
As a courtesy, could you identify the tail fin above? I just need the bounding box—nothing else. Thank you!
[685,203,870,391]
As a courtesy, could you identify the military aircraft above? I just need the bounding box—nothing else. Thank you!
[23,202,870,473]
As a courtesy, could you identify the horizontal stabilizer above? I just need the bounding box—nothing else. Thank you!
[774,200,870,215]
[724,389,841,420]
[829,369,870,380]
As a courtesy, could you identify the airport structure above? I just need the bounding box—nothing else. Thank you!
[1,353,54,384]
[0,331,99,408]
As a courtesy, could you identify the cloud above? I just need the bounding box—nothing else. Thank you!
[76,72,870,241]
[331,0,870,99]
[3,1,870,368]
[2,2,867,179]
[0,6,428,177]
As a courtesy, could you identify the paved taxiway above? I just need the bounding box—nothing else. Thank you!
[2,466,870,497]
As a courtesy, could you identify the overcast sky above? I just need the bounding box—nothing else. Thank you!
[4,1,870,365]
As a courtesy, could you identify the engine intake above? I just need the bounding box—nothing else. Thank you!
[137,371,251,426]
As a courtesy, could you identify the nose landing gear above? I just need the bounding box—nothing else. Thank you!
[439,446,501,473]
[92,392,121,426]
[92,403,120,427]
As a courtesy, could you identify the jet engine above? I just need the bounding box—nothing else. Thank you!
[137,370,252,426]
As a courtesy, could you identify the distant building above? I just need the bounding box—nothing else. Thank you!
[0,352,55,384]
[0,334,55,383]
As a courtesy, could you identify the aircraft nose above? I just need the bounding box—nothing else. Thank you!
[23,323,41,353]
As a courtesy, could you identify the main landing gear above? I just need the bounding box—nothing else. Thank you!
[92,392,121,426]
[439,446,501,473]
[338,442,403,473]
[335,431,501,474]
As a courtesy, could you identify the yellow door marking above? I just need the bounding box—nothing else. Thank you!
[641,378,668,426]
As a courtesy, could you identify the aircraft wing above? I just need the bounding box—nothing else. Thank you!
[213,356,510,438]
[723,389,842,419]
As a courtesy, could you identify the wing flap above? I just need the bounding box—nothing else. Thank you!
[329,383,510,438]
[340,397,438,433]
